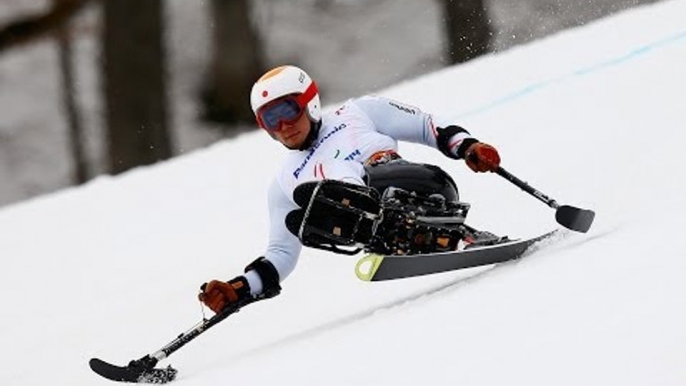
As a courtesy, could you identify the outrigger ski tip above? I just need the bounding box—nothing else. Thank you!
[496,167,595,233]
[555,205,595,233]
[89,357,177,384]
[89,296,267,384]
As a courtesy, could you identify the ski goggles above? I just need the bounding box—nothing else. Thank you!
[256,82,318,132]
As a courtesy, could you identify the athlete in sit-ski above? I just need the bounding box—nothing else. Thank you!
[199,65,501,313]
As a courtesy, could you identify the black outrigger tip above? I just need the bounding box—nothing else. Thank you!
[90,295,266,384]
[555,205,595,233]
[496,167,595,234]
[90,357,177,384]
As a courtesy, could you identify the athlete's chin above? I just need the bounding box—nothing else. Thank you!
[281,138,304,150]
[280,133,305,149]
[283,142,299,150]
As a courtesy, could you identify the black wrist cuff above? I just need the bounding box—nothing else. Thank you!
[245,257,282,298]
[457,138,479,160]
[436,125,471,159]
[228,276,251,299]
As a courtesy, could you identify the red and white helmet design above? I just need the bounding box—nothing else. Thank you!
[250,65,321,124]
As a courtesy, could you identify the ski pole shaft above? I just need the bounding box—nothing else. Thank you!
[495,166,595,233]
[496,166,559,209]
[89,294,277,384]
[148,295,262,363]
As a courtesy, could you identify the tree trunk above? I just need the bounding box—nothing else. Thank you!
[202,0,264,126]
[56,16,88,184]
[0,0,91,55]
[442,0,492,64]
[102,0,173,174]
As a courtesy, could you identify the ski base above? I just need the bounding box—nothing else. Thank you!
[355,230,558,281]
[89,357,177,384]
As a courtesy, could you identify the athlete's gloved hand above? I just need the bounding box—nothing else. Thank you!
[199,277,251,314]
[465,142,501,173]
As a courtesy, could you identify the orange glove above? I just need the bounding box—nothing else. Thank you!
[199,277,250,313]
[465,142,501,173]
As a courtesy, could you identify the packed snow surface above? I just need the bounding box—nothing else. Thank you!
[1,1,685,385]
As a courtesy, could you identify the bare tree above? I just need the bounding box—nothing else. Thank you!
[0,0,91,183]
[55,11,88,184]
[0,0,91,55]
[201,0,265,127]
[102,0,173,174]
[442,0,492,64]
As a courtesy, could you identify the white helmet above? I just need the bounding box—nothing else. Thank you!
[250,65,321,126]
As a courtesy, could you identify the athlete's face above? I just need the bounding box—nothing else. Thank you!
[272,113,311,150]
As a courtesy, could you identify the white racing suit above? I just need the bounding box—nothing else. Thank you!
[244,95,476,295]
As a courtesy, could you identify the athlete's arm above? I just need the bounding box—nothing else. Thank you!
[244,179,302,295]
[352,95,477,159]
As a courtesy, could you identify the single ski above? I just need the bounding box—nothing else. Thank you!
[355,230,558,281]
[89,357,176,384]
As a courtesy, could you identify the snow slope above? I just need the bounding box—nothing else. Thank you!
[1,1,686,385]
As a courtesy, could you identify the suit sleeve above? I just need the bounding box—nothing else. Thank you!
[352,95,476,159]
[245,179,302,295]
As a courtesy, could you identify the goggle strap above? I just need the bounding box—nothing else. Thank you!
[297,81,319,108]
